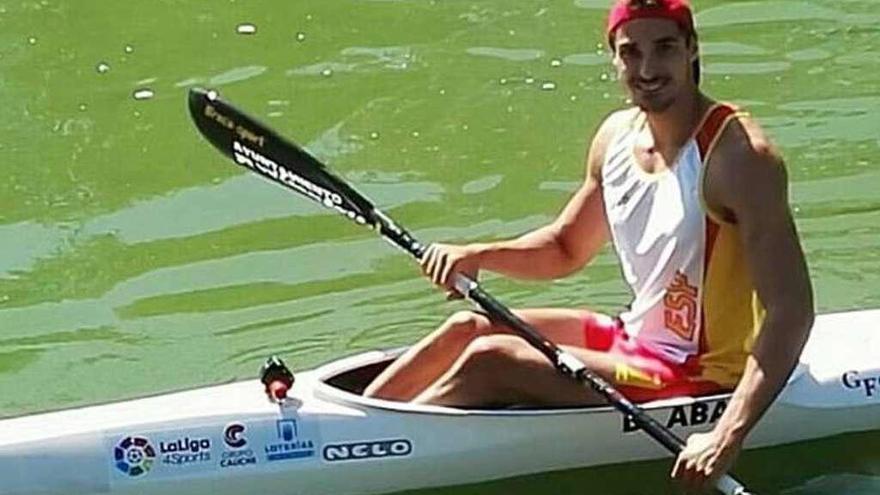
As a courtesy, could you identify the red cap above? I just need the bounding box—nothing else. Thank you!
[606,0,695,43]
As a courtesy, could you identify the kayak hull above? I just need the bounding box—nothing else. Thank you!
[1,309,878,495]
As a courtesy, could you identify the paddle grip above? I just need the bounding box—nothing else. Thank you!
[717,475,750,495]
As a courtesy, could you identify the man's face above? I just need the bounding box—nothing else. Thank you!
[612,18,696,113]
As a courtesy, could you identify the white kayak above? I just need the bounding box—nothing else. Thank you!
[1,309,878,495]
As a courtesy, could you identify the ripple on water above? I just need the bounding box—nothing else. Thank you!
[208,65,267,85]
[288,46,413,76]
[572,0,610,10]
[0,222,67,277]
[461,174,503,194]
[786,48,832,62]
[701,41,769,56]
[704,61,791,75]
[764,97,880,146]
[697,1,880,28]
[80,174,442,244]
[561,53,606,66]
[465,47,544,62]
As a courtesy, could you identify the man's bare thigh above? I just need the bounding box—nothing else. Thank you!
[498,307,603,348]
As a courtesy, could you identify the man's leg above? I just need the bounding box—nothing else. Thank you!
[412,334,620,407]
[363,310,491,401]
[363,308,598,401]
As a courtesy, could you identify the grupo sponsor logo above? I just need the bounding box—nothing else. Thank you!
[623,399,728,433]
[220,422,257,468]
[265,419,316,462]
[114,436,156,477]
[842,370,878,398]
[224,423,247,448]
[323,439,412,462]
[159,436,212,466]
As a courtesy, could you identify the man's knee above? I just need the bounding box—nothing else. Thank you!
[437,310,492,341]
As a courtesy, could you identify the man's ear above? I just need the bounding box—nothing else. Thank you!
[687,34,699,62]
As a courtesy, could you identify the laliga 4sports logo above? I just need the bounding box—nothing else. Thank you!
[114,436,156,477]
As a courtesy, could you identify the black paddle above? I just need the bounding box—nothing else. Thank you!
[186,87,751,495]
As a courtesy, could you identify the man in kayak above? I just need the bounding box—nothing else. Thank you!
[364,0,814,488]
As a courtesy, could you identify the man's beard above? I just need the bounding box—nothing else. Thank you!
[632,91,677,113]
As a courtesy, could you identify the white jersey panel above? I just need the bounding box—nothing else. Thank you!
[602,128,707,363]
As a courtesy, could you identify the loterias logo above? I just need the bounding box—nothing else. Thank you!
[623,399,727,433]
[842,371,878,398]
[114,436,156,477]
[265,419,316,462]
[159,436,212,466]
[323,439,412,462]
[220,422,257,468]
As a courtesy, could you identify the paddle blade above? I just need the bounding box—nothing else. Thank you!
[187,87,378,228]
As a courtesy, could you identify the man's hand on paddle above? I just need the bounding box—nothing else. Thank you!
[671,429,743,493]
[420,243,482,299]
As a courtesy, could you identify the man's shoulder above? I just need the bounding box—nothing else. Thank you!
[711,109,783,169]
[598,107,641,138]
[589,107,640,159]
[704,108,789,219]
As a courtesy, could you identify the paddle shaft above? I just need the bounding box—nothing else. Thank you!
[188,88,751,495]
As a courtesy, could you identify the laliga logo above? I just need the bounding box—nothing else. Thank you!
[114,436,156,477]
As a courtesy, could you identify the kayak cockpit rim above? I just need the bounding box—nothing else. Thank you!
[312,347,736,417]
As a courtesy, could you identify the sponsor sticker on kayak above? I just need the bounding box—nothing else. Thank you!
[220,422,258,468]
[622,398,727,433]
[113,436,156,477]
[842,370,879,398]
[108,430,216,483]
[159,436,212,466]
[323,439,412,462]
[264,418,319,462]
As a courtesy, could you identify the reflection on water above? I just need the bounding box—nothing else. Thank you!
[1,0,879,492]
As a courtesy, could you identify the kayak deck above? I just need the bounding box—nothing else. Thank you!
[0,309,878,495]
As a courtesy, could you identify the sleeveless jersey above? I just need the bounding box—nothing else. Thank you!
[600,104,766,387]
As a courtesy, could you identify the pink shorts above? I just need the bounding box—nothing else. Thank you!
[582,314,727,402]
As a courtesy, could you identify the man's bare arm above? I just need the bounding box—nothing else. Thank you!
[673,120,815,488]
[711,122,814,446]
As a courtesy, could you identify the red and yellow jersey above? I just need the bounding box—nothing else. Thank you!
[601,103,765,387]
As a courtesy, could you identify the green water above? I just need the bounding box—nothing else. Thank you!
[1,0,878,492]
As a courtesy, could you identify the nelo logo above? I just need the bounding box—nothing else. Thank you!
[323,439,413,462]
